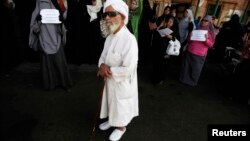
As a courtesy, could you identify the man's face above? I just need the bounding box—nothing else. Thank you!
[103,5,123,34]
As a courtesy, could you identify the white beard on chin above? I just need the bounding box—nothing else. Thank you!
[100,21,121,37]
[108,21,121,34]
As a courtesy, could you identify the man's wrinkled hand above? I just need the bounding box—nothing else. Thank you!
[98,63,112,78]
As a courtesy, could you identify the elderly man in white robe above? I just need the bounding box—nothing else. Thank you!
[97,0,139,140]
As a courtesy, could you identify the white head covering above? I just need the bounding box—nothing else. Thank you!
[87,0,103,22]
[103,0,129,25]
[186,9,194,22]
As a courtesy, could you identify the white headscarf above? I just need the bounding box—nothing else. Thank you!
[87,0,103,22]
[103,0,129,25]
[186,9,194,22]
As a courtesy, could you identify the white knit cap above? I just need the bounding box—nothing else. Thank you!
[103,0,129,25]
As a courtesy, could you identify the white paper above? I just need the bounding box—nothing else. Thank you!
[41,18,61,24]
[190,30,208,41]
[157,28,173,37]
[40,9,61,24]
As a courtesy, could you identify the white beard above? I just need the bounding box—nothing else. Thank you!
[108,21,120,34]
[100,20,121,37]
[100,19,110,38]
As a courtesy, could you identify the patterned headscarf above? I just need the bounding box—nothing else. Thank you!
[198,15,216,40]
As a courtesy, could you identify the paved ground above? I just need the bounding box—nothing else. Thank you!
[0,60,250,141]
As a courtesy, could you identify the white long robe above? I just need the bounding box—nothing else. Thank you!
[98,26,139,127]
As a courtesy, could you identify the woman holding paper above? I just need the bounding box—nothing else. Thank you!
[179,15,215,87]
[29,0,73,91]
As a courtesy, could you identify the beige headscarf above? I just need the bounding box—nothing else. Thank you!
[103,0,129,25]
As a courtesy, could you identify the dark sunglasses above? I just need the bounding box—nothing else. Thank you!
[202,19,209,22]
[102,11,120,18]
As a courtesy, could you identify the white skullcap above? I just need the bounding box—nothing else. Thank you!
[103,0,129,25]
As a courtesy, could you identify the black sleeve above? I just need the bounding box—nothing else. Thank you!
[36,14,41,22]
[182,22,193,47]
[188,22,194,32]
[153,3,157,16]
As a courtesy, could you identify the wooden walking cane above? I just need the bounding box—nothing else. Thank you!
[88,78,105,141]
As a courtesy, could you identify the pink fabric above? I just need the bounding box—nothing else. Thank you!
[187,31,214,56]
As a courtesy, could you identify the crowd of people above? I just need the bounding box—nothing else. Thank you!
[138,1,250,107]
[1,0,250,140]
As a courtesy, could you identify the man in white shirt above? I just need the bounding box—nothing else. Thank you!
[97,0,139,140]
